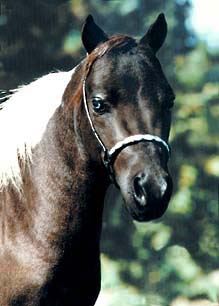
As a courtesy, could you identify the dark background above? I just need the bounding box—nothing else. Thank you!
[0,1,218,305]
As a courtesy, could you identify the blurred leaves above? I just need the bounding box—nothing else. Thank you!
[205,157,219,177]
[98,1,219,305]
[174,45,208,90]
[0,0,218,305]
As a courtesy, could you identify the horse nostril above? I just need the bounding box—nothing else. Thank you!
[133,176,147,207]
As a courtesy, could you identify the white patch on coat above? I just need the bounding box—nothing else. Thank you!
[0,68,75,190]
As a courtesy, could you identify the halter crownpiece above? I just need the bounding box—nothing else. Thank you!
[82,79,171,184]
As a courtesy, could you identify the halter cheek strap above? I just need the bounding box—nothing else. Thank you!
[82,80,107,154]
[82,79,171,185]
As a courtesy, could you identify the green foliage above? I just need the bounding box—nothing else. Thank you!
[97,2,219,305]
[174,45,209,90]
[0,0,218,305]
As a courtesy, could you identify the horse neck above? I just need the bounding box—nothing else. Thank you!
[29,84,109,252]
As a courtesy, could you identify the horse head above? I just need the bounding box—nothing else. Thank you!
[80,14,175,222]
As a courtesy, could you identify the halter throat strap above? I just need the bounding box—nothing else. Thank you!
[82,79,171,184]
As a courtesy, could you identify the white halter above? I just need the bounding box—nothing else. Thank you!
[82,79,171,184]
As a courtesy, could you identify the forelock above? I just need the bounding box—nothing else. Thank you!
[84,35,138,78]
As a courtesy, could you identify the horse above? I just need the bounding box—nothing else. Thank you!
[0,14,175,306]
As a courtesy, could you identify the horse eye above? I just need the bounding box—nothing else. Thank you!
[91,97,105,113]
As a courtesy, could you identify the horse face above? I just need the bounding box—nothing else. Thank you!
[82,15,175,222]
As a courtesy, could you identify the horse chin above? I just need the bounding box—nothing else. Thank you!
[127,200,169,222]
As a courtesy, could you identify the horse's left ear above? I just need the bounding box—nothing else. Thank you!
[139,13,167,53]
[82,15,108,54]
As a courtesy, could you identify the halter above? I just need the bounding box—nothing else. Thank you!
[82,79,171,184]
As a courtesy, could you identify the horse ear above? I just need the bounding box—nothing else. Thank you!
[82,15,108,54]
[139,13,167,53]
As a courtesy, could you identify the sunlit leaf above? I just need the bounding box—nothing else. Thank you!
[204,156,219,177]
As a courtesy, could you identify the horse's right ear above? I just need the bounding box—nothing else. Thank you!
[82,15,108,54]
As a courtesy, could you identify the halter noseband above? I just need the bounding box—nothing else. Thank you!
[82,79,171,184]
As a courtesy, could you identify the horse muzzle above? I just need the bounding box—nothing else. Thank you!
[128,170,173,222]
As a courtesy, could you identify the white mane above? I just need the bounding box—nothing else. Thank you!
[0,68,75,189]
